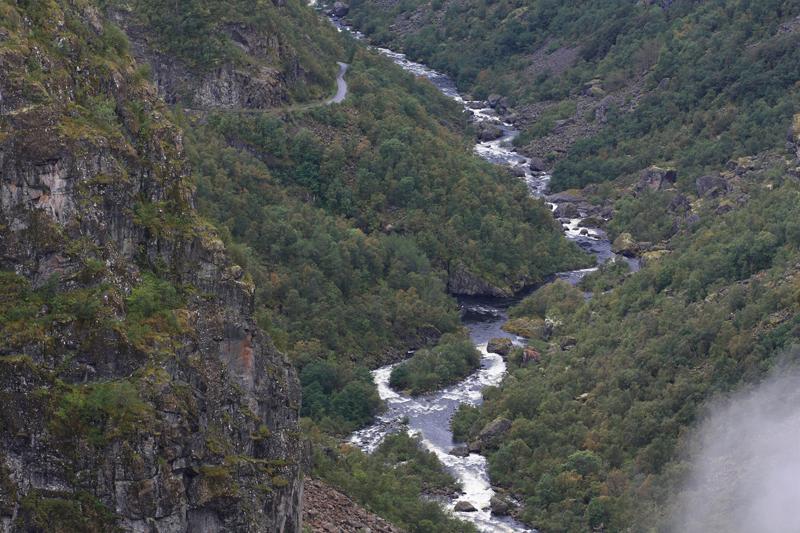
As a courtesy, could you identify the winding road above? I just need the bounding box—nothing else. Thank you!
[327,62,349,104]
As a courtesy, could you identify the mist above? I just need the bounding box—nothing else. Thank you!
[670,361,800,532]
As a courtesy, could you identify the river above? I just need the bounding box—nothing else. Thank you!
[329,15,637,533]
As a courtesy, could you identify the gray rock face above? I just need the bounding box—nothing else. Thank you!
[668,193,691,213]
[448,263,512,297]
[696,174,729,198]
[528,157,547,172]
[636,166,677,193]
[0,4,302,531]
[112,13,297,110]
[477,418,512,444]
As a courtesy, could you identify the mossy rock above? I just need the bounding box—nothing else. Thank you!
[486,337,513,356]
[502,317,549,339]
[641,250,670,267]
[611,232,639,257]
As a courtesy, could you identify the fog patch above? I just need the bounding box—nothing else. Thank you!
[671,361,800,532]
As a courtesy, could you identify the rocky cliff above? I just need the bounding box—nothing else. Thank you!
[104,0,343,110]
[0,2,301,531]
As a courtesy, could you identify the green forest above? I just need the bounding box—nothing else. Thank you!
[345,0,800,190]
[3,0,800,531]
[183,45,587,433]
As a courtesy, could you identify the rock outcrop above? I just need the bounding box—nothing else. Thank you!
[487,338,513,357]
[0,3,301,531]
[476,122,504,142]
[490,495,510,516]
[108,9,309,111]
[332,2,350,17]
[468,417,512,452]
[612,232,639,257]
[448,263,514,297]
[636,166,677,193]
[790,113,800,163]
[696,174,729,198]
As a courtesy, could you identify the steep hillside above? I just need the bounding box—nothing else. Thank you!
[343,0,800,190]
[0,1,301,530]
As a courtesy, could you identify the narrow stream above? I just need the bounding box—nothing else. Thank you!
[329,15,638,532]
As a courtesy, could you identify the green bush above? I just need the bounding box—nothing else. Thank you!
[389,333,480,395]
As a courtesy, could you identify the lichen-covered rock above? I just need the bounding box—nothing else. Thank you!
[0,3,301,531]
[641,249,671,267]
[612,232,640,257]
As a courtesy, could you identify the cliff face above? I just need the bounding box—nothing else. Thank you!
[103,0,343,111]
[0,2,301,531]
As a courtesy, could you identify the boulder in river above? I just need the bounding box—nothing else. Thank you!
[487,337,513,357]
[636,166,677,193]
[449,445,470,457]
[477,123,503,142]
[331,1,349,16]
[547,191,583,203]
[578,216,606,228]
[495,97,511,114]
[554,202,579,218]
[487,94,503,108]
[454,501,478,512]
[611,232,639,257]
[509,165,526,177]
[461,304,501,319]
[528,157,547,172]
[490,496,510,516]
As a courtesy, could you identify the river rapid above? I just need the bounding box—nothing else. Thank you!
[330,16,637,533]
